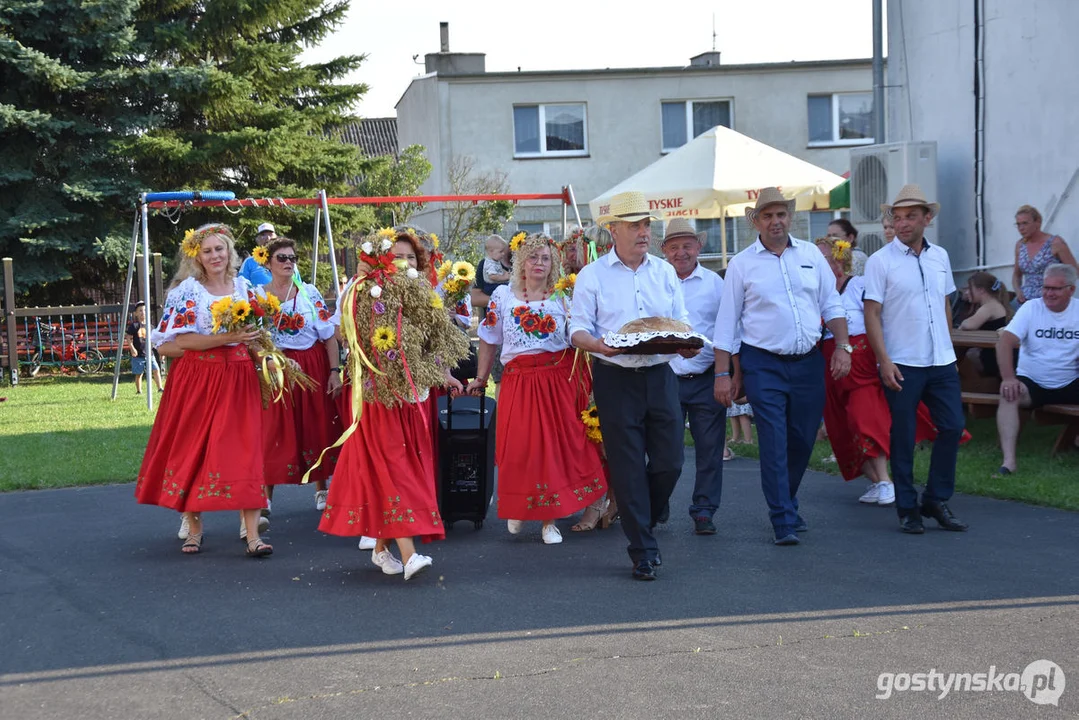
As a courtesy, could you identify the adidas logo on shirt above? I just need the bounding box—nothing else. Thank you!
[1033,328,1079,339]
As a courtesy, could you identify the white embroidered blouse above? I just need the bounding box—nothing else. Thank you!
[151,276,256,347]
[265,282,336,350]
[477,285,571,364]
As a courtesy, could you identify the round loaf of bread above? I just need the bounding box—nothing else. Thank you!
[616,317,693,334]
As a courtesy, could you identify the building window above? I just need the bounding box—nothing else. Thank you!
[661,100,732,152]
[695,218,739,256]
[807,93,873,146]
[513,104,587,158]
[515,222,565,241]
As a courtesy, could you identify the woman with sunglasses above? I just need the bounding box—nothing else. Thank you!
[260,238,343,513]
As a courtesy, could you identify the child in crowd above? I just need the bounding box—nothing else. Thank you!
[125,302,163,394]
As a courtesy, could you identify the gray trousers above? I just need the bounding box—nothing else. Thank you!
[592,360,684,564]
[678,372,726,519]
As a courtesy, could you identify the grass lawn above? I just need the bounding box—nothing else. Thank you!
[2,377,1077,512]
[703,415,1079,512]
[0,374,159,491]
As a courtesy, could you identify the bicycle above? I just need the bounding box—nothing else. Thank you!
[28,321,106,376]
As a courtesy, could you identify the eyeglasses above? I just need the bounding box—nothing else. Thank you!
[1041,284,1073,292]
[275,254,298,264]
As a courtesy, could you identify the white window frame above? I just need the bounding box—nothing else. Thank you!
[696,217,742,258]
[513,103,588,159]
[660,98,734,154]
[807,92,874,147]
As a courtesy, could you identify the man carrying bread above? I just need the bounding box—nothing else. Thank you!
[713,187,851,546]
[570,190,698,581]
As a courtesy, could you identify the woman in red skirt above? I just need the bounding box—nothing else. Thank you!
[135,223,272,557]
[260,237,342,511]
[816,238,971,505]
[317,229,469,581]
[466,233,607,544]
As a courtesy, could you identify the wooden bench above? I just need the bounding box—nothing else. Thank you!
[960,391,1079,457]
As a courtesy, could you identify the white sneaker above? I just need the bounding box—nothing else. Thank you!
[541,524,563,545]
[876,482,896,506]
[358,536,377,550]
[371,549,404,575]
[315,490,328,511]
[178,516,190,540]
[507,519,524,535]
[240,515,270,540]
[262,499,272,517]
[858,483,882,504]
[403,553,433,581]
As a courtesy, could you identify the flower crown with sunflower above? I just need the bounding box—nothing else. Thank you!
[181,224,234,258]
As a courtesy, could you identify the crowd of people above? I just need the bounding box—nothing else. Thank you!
[131,186,1079,582]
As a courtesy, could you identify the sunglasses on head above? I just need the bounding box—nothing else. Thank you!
[275,253,298,264]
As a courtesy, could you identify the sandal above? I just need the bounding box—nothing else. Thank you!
[182,533,203,555]
[245,539,273,558]
[571,498,609,532]
[723,447,735,462]
[991,465,1013,479]
[599,495,619,529]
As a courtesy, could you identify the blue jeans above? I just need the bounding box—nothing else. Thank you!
[678,373,725,519]
[884,363,965,514]
[740,345,825,536]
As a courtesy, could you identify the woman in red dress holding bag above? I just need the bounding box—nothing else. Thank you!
[816,238,970,506]
[316,229,469,581]
[135,223,273,557]
[466,233,607,544]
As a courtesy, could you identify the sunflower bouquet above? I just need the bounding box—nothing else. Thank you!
[208,291,315,406]
[439,260,476,309]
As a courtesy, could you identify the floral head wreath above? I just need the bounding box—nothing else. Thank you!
[181,224,234,258]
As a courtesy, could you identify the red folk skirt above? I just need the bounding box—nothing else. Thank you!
[135,346,266,512]
[317,398,444,542]
[262,342,342,485]
[495,350,606,521]
[822,336,971,481]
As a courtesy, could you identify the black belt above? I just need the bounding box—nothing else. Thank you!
[676,363,714,380]
[594,357,668,373]
[743,344,820,362]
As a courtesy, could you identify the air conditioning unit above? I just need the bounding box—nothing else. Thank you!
[849,141,938,255]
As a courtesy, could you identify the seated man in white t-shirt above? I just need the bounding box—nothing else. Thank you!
[994,264,1079,476]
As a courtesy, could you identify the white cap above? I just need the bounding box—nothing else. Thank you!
[256,222,275,235]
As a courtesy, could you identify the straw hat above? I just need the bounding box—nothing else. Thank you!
[661,218,706,245]
[744,187,795,223]
[881,183,939,216]
[596,191,660,226]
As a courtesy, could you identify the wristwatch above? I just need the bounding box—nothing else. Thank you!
[838,343,854,353]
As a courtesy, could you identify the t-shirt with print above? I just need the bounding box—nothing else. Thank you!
[1004,298,1079,389]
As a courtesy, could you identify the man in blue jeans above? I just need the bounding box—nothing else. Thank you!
[864,184,968,534]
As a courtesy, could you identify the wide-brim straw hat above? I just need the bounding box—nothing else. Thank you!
[744,187,796,223]
[661,218,706,245]
[596,190,661,226]
[881,183,940,216]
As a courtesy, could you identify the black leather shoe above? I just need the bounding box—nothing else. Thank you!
[899,511,925,534]
[920,500,969,531]
[632,560,657,581]
[694,516,717,535]
[793,516,808,533]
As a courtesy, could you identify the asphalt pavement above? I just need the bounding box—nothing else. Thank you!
[1,449,1077,719]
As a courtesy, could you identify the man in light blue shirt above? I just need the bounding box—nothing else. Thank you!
[239,222,275,286]
[660,219,726,536]
[713,188,850,546]
[570,191,697,581]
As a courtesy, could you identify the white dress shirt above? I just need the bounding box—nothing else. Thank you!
[669,263,724,375]
[823,275,867,340]
[863,238,956,367]
[569,250,689,368]
[713,236,844,355]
